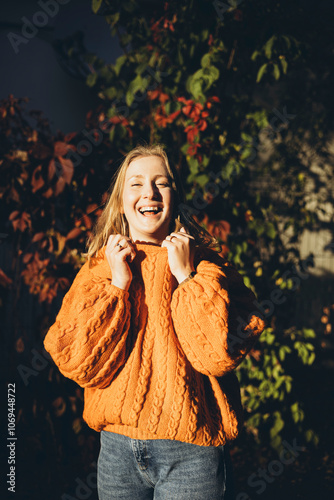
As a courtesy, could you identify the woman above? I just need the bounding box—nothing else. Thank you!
[44,143,266,499]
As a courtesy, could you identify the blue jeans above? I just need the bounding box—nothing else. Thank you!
[97,430,230,500]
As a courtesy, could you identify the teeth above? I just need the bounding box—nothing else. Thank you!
[139,207,160,213]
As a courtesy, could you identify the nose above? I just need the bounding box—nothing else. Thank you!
[142,181,159,199]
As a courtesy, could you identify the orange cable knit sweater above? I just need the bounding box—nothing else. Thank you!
[44,242,265,447]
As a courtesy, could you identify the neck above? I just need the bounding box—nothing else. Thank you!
[130,232,165,246]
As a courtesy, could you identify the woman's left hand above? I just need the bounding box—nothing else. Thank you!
[161,227,196,284]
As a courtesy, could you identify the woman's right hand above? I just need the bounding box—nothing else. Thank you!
[105,235,136,291]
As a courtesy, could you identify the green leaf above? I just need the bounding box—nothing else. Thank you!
[122,0,136,13]
[201,30,209,42]
[251,50,261,61]
[187,155,199,175]
[273,63,280,80]
[120,32,132,47]
[291,402,304,423]
[114,55,127,77]
[308,352,316,365]
[266,222,276,239]
[270,411,284,438]
[177,45,184,66]
[256,63,268,83]
[118,124,127,139]
[186,65,220,99]
[285,377,292,393]
[86,73,97,87]
[279,345,291,361]
[92,0,103,14]
[245,110,269,129]
[282,35,292,49]
[125,75,148,107]
[302,328,316,338]
[103,87,118,100]
[109,126,115,143]
[280,58,288,74]
[107,12,120,27]
[264,36,276,59]
[196,174,209,187]
[201,53,211,68]
[242,275,251,288]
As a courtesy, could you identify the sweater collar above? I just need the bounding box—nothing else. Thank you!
[90,242,168,279]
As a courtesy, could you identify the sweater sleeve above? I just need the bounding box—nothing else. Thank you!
[171,253,266,377]
[43,260,131,389]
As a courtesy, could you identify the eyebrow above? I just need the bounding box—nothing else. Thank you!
[128,174,169,180]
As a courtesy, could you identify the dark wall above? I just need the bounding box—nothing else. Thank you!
[0,0,122,133]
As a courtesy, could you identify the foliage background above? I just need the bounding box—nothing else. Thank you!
[1,0,334,499]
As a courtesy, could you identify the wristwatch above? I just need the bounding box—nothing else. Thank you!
[178,271,196,287]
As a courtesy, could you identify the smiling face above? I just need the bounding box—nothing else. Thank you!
[121,155,174,244]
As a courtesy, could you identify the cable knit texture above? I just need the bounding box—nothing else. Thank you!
[44,242,266,446]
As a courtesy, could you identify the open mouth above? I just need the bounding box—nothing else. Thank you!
[138,206,163,217]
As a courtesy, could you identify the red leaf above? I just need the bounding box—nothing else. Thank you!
[82,214,92,229]
[10,211,31,232]
[31,165,44,193]
[159,92,169,103]
[55,177,66,195]
[58,156,74,184]
[64,132,77,142]
[66,227,82,240]
[23,252,34,264]
[42,187,53,198]
[87,203,98,213]
[48,159,56,181]
[16,337,25,353]
[32,232,45,242]
[0,268,13,287]
[9,210,20,221]
[54,141,69,157]
[147,89,160,100]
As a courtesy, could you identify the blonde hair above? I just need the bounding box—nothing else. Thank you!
[84,143,221,266]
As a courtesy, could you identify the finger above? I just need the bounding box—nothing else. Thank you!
[107,234,126,247]
[117,246,133,261]
[116,238,127,249]
[161,239,175,248]
[107,234,116,246]
[169,231,195,240]
[118,239,136,261]
[122,238,136,260]
[114,237,130,249]
[107,235,136,260]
